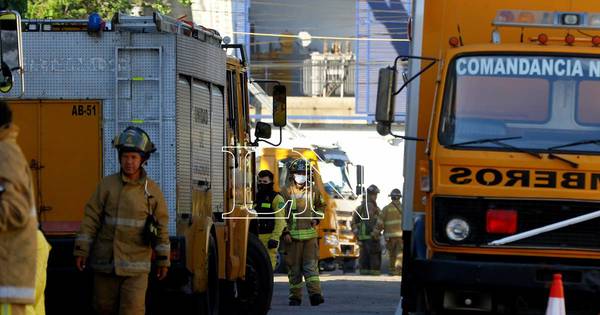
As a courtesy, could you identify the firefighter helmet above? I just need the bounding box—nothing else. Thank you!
[288,159,308,173]
[113,126,156,157]
[389,188,402,197]
[367,184,380,194]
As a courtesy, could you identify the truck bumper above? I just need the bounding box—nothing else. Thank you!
[405,256,600,314]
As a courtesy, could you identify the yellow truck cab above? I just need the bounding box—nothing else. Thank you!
[375,1,600,314]
[311,145,361,271]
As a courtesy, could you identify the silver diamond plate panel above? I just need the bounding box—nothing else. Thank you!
[163,118,177,232]
[211,86,225,213]
[191,80,211,190]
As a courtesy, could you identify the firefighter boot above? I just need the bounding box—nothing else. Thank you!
[310,294,324,306]
[289,298,302,306]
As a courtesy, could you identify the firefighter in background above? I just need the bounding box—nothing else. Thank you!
[352,184,382,275]
[281,159,325,306]
[74,126,171,315]
[255,169,286,269]
[0,101,37,315]
[376,188,403,276]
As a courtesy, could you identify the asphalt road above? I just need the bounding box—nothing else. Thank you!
[268,271,402,315]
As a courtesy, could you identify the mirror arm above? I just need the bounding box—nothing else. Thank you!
[389,128,424,141]
[252,126,283,147]
[222,44,246,66]
[392,55,437,96]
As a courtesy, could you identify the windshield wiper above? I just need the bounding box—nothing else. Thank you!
[548,139,600,151]
[448,136,542,159]
[546,152,579,169]
[449,136,522,147]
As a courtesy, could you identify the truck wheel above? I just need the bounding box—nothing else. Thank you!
[342,258,357,273]
[223,233,274,315]
[319,258,337,272]
[197,233,219,315]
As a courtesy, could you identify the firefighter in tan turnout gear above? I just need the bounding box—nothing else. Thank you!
[255,169,286,269]
[74,126,170,315]
[352,184,382,275]
[0,102,37,315]
[376,188,403,276]
[281,159,325,306]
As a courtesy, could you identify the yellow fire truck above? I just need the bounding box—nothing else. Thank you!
[376,1,600,314]
[2,12,284,314]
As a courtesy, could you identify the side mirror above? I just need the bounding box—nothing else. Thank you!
[0,11,23,94]
[375,66,397,127]
[254,121,272,139]
[355,164,364,195]
[272,84,287,127]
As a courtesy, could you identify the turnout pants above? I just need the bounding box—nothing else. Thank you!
[359,239,381,275]
[259,233,278,269]
[386,237,403,276]
[284,238,322,300]
[93,272,149,315]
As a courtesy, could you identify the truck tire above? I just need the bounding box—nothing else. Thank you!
[319,258,337,272]
[342,258,357,273]
[220,234,274,315]
[197,233,219,315]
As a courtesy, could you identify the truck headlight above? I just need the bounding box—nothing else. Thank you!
[324,234,339,246]
[445,218,470,241]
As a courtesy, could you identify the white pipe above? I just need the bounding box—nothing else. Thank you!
[488,209,600,246]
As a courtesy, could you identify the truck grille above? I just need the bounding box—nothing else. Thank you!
[433,197,600,250]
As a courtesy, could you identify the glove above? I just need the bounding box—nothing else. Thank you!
[267,239,279,249]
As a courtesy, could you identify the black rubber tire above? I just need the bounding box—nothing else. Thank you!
[319,258,337,272]
[220,234,274,315]
[342,258,357,273]
[197,233,219,315]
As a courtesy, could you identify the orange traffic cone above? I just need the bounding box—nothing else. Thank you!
[545,273,566,315]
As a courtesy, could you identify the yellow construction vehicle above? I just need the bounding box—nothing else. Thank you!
[376,1,600,313]
[311,145,362,271]
[3,12,285,314]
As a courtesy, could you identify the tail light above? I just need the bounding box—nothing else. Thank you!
[486,209,517,234]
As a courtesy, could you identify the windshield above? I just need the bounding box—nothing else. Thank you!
[317,160,354,198]
[439,55,600,153]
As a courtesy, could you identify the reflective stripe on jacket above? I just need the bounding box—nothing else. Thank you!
[281,183,325,241]
[74,169,170,276]
[0,124,37,305]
